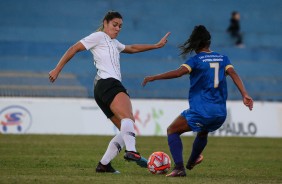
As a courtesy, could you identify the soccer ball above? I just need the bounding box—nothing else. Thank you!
[147,151,171,174]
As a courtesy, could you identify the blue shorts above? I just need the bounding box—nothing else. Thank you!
[181,109,226,132]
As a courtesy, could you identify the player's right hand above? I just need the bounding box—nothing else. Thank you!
[49,69,60,83]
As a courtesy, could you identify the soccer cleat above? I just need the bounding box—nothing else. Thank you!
[95,162,120,174]
[166,166,186,177]
[186,154,204,170]
[136,156,148,168]
[124,150,148,168]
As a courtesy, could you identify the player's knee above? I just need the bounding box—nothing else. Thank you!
[167,125,175,135]
[116,112,135,122]
[125,114,134,122]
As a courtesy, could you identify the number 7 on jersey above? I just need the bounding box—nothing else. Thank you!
[210,62,219,88]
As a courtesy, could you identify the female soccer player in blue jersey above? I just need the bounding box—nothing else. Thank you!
[142,25,253,177]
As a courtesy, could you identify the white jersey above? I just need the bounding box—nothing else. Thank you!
[80,31,125,81]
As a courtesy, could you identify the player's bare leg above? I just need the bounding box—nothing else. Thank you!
[110,92,147,168]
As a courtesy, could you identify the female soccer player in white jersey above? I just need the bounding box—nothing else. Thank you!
[49,11,170,173]
[142,25,253,177]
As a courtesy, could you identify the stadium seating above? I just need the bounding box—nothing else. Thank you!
[0,71,88,97]
[0,0,282,101]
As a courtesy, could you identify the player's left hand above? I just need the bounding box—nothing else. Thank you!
[243,95,253,111]
[155,32,171,48]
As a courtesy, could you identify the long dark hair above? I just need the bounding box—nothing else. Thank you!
[97,11,123,31]
[179,25,211,58]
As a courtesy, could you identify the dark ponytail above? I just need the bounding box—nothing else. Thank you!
[179,25,211,58]
[97,11,123,31]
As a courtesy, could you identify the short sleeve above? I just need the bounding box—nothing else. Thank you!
[224,56,234,71]
[181,57,196,73]
[114,39,125,52]
[80,32,103,50]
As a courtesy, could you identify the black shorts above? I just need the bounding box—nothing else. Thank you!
[94,78,129,118]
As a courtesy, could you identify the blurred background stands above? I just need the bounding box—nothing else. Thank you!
[0,0,282,101]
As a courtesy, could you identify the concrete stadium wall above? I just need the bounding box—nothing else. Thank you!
[0,97,281,137]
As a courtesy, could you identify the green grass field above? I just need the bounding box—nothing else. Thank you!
[0,134,281,184]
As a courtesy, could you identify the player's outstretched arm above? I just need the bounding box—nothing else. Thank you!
[226,67,253,110]
[49,42,86,83]
[123,32,170,54]
[142,66,189,87]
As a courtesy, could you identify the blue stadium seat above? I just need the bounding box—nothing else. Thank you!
[0,0,282,101]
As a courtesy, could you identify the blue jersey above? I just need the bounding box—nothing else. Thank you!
[182,51,233,118]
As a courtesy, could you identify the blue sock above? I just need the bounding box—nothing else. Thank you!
[168,133,183,168]
[188,135,207,165]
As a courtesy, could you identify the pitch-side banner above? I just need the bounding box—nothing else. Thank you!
[0,97,281,137]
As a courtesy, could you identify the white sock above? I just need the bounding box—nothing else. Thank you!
[100,133,125,165]
[120,118,137,152]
